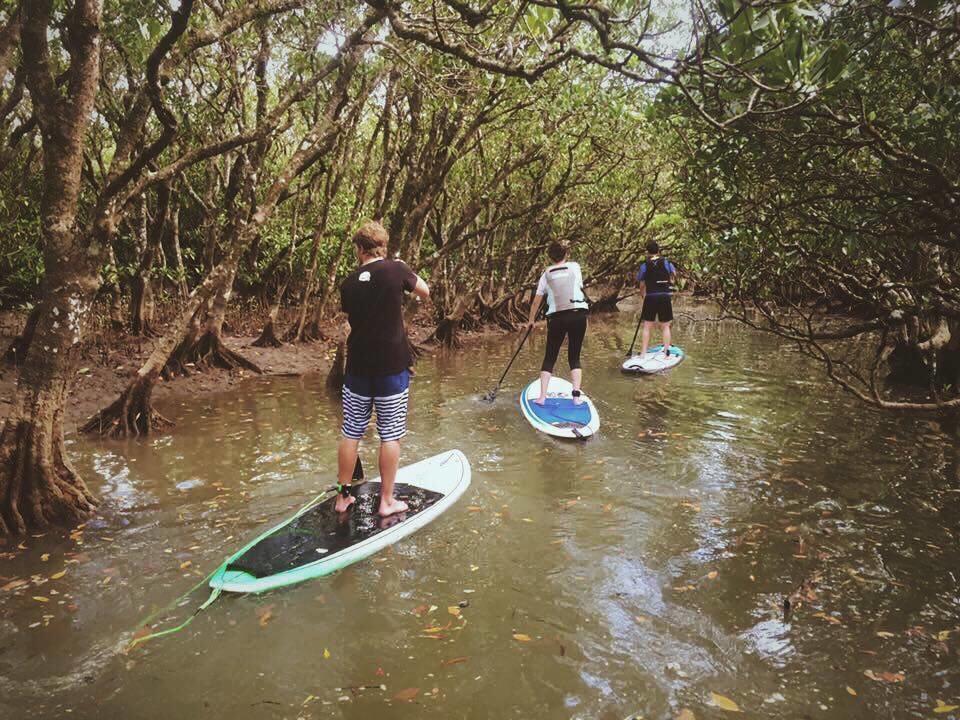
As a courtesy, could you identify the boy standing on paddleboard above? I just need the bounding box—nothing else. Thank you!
[335,220,430,517]
[637,240,677,358]
[526,241,590,405]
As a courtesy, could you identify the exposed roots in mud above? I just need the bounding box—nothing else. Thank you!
[252,317,283,348]
[79,373,172,439]
[0,415,98,536]
[163,329,263,379]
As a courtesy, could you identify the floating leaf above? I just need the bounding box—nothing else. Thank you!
[875,631,895,638]
[179,560,192,570]
[707,571,719,580]
[50,570,67,580]
[864,670,904,683]
[33,596,50,603]
[447,606,461,617]
[676,710,696,720]
[513,633,532,642]
[393,687,419,702]
[846,686,857,696]
[709,692,741,712]
[323,648,330,659]
[812,612,842,625]
[934,700,959,713]
[1,579,27,592]
[256,605,275,627]
[442,656,468,666]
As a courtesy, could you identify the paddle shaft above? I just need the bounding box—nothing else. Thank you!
[488,324,533,400]
[627,310,643,357]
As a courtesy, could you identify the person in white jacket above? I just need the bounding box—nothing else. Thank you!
[525,241,590,405]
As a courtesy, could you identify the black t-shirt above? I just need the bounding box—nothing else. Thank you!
[340,258,419,376]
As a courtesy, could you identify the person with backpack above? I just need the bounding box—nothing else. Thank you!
[637,240,677,358]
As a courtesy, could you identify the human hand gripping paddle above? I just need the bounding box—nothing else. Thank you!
[482,323,535,402]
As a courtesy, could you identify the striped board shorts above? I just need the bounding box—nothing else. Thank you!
[341,370,410,442]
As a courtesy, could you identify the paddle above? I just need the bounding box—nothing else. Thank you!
[626,311,643,358]
[482,323,534,402]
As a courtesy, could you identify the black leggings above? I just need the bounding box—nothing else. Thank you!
[541,310,587,372]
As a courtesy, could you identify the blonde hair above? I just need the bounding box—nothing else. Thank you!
[353,220,389,257]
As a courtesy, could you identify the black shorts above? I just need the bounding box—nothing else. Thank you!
[641,295,673,322]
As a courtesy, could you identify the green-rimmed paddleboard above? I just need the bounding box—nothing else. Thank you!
[209,450,471,594]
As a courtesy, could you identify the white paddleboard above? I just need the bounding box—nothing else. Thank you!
[622,344,685,374]
[519,376,600,439]
[209,450,471,594]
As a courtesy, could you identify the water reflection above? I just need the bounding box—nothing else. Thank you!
[1,299,958,719]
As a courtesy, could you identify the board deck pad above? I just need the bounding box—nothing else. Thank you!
[622,344,685,374]
[526,397,592,428]
[226,482,443,578]
[520,376,600,438]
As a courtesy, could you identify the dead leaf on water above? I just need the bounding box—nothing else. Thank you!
[709,692,741,712]
[442,656,468,666]
[393,687,419,702]
[864,669,904,683]
[846,686,857,696]
[675,710,696,720]
[323,648,330,659]
[513,633,532,642]
[707,571,719,580]
[812,612,842,625]
[447,606,461,617]
[256,605,275,627]
[32,596,50,603]
[934,700,959,713]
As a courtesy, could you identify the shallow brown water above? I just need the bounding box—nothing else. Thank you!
[2,300,959,719]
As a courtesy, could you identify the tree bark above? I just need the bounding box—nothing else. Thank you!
[1,0,103,536]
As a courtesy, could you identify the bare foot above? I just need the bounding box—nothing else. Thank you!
[334,494,355,513]
[534,397,547,406]
[573,394,584,405]
[378,497,409,517]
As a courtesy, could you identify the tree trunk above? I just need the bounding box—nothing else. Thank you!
[1,281,100,534]
[2,0,104,536]
[166,267,263,376]
[3,305,41,366]
[168,191,188,299]
[253,183,302,348]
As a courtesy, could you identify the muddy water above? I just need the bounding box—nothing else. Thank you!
[2,300,959,719]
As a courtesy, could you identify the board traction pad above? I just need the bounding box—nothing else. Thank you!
[226,482,443,578]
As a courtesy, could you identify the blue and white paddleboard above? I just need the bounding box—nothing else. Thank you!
[519,376,600,439]
[622,344,685,374]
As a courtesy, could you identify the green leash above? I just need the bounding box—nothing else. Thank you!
[127,459,365,650]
